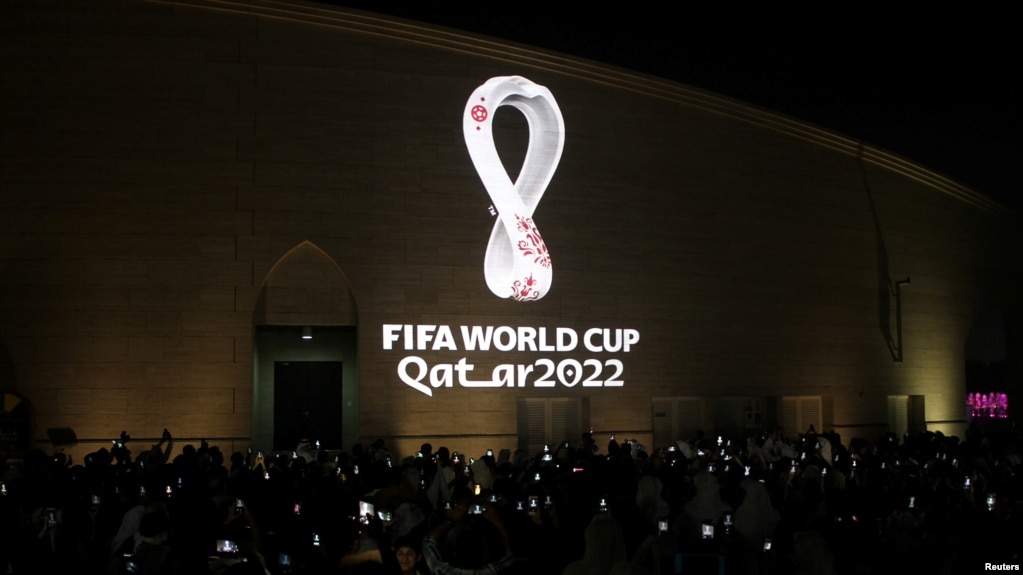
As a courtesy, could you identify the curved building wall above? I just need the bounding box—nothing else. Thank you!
[1,0,1020,459]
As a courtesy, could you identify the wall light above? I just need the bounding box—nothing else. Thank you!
[302,327,312,340]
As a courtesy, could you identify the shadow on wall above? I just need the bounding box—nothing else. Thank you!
[860,148,910,363]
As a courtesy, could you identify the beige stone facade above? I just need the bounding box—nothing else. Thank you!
[1,0,1020,460]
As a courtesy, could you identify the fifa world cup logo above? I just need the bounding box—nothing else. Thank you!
[463,76,565,301]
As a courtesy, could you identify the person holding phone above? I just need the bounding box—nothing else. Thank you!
[734,478,779,550]
[682,470,733,541]
[426,447,456,511]
[422,497,513,575]
[33,506,61,555]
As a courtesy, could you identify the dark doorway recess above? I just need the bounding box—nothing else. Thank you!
[273,361,342,451]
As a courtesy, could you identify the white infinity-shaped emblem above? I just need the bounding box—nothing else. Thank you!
[463,76,565,302]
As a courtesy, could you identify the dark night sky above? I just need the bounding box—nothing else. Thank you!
[327,3,1022,213]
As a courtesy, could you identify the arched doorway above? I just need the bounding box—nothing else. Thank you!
[252,242,358,452]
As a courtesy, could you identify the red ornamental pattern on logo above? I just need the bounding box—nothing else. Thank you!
[515,214,551,269]
[511,273,541,302]
[463,76,564,302]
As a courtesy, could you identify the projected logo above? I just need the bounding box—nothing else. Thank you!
[378,78,641,397]
[463,76,565,301]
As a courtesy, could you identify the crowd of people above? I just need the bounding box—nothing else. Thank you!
[0,423,1020,574]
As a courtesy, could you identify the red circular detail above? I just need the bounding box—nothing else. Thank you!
[470,105,488,122]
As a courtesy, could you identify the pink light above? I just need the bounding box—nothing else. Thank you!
[966,392,1009,420]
